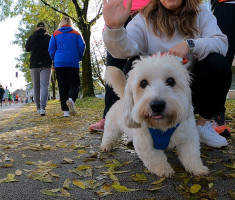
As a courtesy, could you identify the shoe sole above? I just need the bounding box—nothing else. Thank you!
[219,129,231,137]
[66,100,76,116]
[200,140,228,148]
[89,128,104,132]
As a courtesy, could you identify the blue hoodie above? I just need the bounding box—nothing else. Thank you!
[48,25,85,68]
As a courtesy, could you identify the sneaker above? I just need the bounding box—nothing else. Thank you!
[89,119,105,132]
[64,111,70,117]
[197,121,228,148]
[66,98,76,116]
[212,123,231,137]
[40,109,46,116]
[37,109,40,113]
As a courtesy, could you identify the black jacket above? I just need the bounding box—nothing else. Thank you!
[0,88,4,99]
[25,29,52,69]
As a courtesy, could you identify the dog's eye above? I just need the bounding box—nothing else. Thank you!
[140,80,149,88]
[166,78,175,87]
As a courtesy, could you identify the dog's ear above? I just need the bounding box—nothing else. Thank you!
[123,74,141,128]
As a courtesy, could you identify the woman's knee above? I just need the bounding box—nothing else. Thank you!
[197,53,231,79]
[123,56,140,75]
[203,53,231,74]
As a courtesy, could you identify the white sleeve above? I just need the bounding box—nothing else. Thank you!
[102,14,148,59]
[191,6,228,60]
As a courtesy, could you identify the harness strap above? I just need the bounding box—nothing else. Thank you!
[148,123,180,150]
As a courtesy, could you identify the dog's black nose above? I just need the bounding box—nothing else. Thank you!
[150,100,166,113]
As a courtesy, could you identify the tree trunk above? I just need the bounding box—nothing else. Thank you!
[81,27,95,97]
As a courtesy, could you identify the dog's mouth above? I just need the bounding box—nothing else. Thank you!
[151,113,165,120]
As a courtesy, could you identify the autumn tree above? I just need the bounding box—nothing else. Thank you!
[0,0,103,97]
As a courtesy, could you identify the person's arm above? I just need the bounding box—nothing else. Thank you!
[77,35,86,62]
[25,36,32,52]
[188,6,228,61]
[48,35,56,61]
[103,14,148,59]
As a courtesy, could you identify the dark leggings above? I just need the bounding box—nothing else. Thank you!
[123,53,232,119]
[55,67,80,111]
[103,52,126,118]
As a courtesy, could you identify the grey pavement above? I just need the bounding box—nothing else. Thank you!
[0,102,234,200]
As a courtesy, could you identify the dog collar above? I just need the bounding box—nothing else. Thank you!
[148,123,180,150]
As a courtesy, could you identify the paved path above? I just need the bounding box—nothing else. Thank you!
[0,100,234,200]
[0,103,26,133]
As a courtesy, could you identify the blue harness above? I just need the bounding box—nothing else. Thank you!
[148,123,180,150]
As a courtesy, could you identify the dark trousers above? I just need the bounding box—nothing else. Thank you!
[102,16,134,118]
[123,53,232,119]
[55,67,80,111]
[213,3,235,67]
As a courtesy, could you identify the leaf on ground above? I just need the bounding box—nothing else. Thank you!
[22,154,27,158]
[104,159,122,167]
[0,164,13,168]
[112,181,140,192]
[109,174,118,181]
[60,188,71,197]
[147,185,165,191]
[0,174,18,183]
[25,161,37,165]
[76,165,92,170]
[61,157,74,164]
[72,179,86,189]
[49,171,59,177]
[84,180,106,189]
[77,150,87,154]
[131,173,147,183]
[190,184,201,194]
[228,190,235,199]
[63,179,71,190]
[40,189,58,197]
[151,177,165,185]
[208,182,213,189]
[15,169,23,176]
[224,163,235,169]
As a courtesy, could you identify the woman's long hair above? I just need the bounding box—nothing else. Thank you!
[140,0,200,39]
[57,16,73,29]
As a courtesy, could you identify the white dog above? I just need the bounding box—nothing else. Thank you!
[100,53,209,177]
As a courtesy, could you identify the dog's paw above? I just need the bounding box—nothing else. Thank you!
[149,165,175,178]
[100,144,112,152]
[190,166,209,176]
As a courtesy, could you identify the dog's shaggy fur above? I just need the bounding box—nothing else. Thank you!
[101,53,209,177]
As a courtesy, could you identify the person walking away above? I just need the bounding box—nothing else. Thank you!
[102,0,231,148]
[8,92,13,105]
[210,0,235,137]
[89,0,150,131]
[3,87,9,106]
[0,85,4,107]
[48,17,85,117]
[15,94,19,103]
[25,22,52,116]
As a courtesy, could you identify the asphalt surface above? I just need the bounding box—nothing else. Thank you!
[0,102,234,200]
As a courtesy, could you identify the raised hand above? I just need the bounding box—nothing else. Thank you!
[103,0,132,29]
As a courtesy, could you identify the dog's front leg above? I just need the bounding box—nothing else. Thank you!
[133,128,175,178]
[100,120,122,152]
[177,138,209,176]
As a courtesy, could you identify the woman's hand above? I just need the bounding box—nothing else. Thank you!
[168,41,189,58]
[103,0,132,29]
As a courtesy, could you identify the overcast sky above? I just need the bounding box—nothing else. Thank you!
[0,16,26,92]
